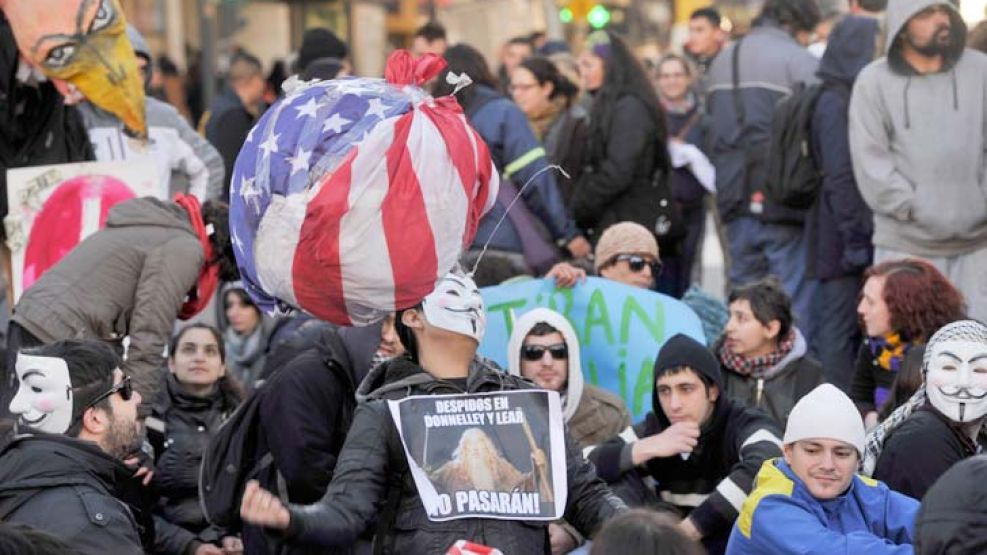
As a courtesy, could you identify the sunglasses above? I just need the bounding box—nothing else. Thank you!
[87,375,134,408]
[521,344,568,362]
[613,254,662,276]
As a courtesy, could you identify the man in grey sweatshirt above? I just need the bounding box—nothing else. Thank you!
[849,0,987,321]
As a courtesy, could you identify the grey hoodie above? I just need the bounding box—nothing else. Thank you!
[849,0,987,257]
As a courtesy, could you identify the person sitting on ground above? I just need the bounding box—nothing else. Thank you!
[852,259,966,429]
[865,320,987,500]
[726,384,919,554]
[507,308,631,554]
[0,341,147,554]
[914,455,987,554]
[588,334,782,554]
[547,221,661,289]
[148,324,244,555]
[717,277,823,425]
[590,508,705,555]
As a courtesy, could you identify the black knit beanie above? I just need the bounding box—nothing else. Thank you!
[653,333,721,388]
[296,28,348,73]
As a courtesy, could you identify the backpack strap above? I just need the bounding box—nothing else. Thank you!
[674,110,703,142]
[731,37,746,131]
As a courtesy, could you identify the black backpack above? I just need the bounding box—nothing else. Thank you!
[764,82,825,209]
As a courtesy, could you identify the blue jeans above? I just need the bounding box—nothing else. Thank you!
[725,217,817,342]
[811,275,862,391]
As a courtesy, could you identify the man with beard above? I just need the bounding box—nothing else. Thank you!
[430,427,549,498]
[850,0,987,322]
[0,340,145,554]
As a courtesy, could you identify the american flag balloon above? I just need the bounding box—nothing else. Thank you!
[230,51,499,325]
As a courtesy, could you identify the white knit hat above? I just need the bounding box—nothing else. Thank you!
[784,384,865,455]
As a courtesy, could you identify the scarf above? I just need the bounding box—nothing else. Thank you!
[660,91,698,117]
[866,332,911,373]
[718,330,796,379]
[175,194,219,320]
[527,96,565,142]
[224,324,265,386]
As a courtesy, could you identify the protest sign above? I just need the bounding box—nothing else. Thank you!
[387,390,567,522]
[479,277,706,420]
[5,161,158,300]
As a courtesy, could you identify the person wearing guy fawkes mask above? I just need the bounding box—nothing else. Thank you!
[238,271,625,555]
[864,320,987,499]
[0,340,147,554]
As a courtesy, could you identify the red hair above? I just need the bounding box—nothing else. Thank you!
[864,259,966,342]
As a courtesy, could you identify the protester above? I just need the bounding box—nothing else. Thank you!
[4,196,238,412]
[914,455,987,554]
[685,7,727,78]
[849,0,987,322]
[203,51,267,197]
[292,27,350,78]
[412,21,448,57]
[239,272,625,553]
[222,286,275,390]
[704,0,821,341]
[592,222,661,290]
[589,509,705,555]
[148,324,244,555]
[0,341,146,554]
[726,384,919,554]
[510,56,588,204]
[498,36,534,93]
[434,44,589,283]
[589,334,782,554]
[718,278,822,425]
[570,31,672,252]
[78,25,224,202]
[851,259,966,428]
[655,53,712,297]
[864,320,987,499]
[807,16,880,392]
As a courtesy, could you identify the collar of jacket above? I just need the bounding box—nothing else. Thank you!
[358,355,513,401]
[0,433,132,496]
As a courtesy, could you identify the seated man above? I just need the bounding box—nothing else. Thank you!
[718,277,823,425]
[548,221,661,289]
[589,334,782,554]
[914,455,987,554]
[0,341,146,554]
[727,384,918,554]
[867,320,987,499]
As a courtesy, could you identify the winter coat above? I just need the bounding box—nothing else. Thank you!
[849,0,987,257]
[914,455,987,554]
[726,458,918,555]
[78,98,225,203]
[808,17,878,281]
[705,22,819,224]
[146,374,241,555]
[720,329,824,426]
[588,363,783,554]
[466,85,578,254]
[873,404,983,500]
[570,93,668,242]
[223,317,277,390]
[0,13,94,227]
[542,103,589,207]
[280,356,625,554]
[204,89,258,199]
[505,308,629,449]
[850,342,925,415]
[0,434,144,555]
[11,197,205,402]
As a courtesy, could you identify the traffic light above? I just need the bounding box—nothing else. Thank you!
[559,0,612,28]
[586,4,611,28]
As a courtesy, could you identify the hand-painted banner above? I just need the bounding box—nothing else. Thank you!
[479,277,706,420]
[388,390,567,521]
[5,161,158,301]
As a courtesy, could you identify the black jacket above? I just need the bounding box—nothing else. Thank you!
[850,342,925,416]
[0,434,144,555]
[665,100,710,209]
[873,404,982,500]
[281,356,625,554]
[915,455,987,554]
[571,93,668,242]
[148,374,242,555]
[204,89,258,198]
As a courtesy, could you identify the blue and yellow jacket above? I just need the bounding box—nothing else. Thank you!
[726,458,918,555]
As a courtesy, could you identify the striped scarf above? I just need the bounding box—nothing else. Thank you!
[718,330,795,379]
[866,332,910,373]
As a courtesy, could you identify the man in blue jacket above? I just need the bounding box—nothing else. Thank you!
[726,384,918,554]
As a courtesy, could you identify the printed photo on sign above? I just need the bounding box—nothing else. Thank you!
[5,161,158,301]
[387,390,567,522]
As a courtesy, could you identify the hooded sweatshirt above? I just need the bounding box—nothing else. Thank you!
[506,308,630,449]
[849,0,987,257]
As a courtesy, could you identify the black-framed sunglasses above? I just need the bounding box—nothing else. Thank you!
[522,344,568,362]
[87,375,134,409]
[613,254,662,276]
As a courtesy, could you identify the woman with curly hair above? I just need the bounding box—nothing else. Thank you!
[851,259,966,428]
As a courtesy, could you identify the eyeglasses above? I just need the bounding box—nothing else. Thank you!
[87,375,134,409]
[521,344,568,362]
[508,82,539,93]
[613,254,662,276]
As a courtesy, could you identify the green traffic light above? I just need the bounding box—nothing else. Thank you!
[559,7,574,23]
[587,4,610,28]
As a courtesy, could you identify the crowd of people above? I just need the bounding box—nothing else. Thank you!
[1,0,987,553]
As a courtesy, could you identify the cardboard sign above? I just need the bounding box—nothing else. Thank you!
[5,161,158,300]
[479,277,706,419]
[387,390,567,521]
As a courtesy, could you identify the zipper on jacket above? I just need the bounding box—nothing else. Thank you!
[756,379,764,406]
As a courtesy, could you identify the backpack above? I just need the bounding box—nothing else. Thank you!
[763,82,825,209]
[198,341,356,529]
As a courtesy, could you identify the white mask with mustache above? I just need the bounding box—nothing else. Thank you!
[421,273,486,343]
[926,340,987,423]
[9,354,74,434]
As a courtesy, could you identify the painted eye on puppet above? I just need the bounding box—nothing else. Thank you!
[45,44,78,68]
[89,0,115,33]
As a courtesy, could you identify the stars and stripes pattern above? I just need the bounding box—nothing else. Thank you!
[230,52,498,326]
